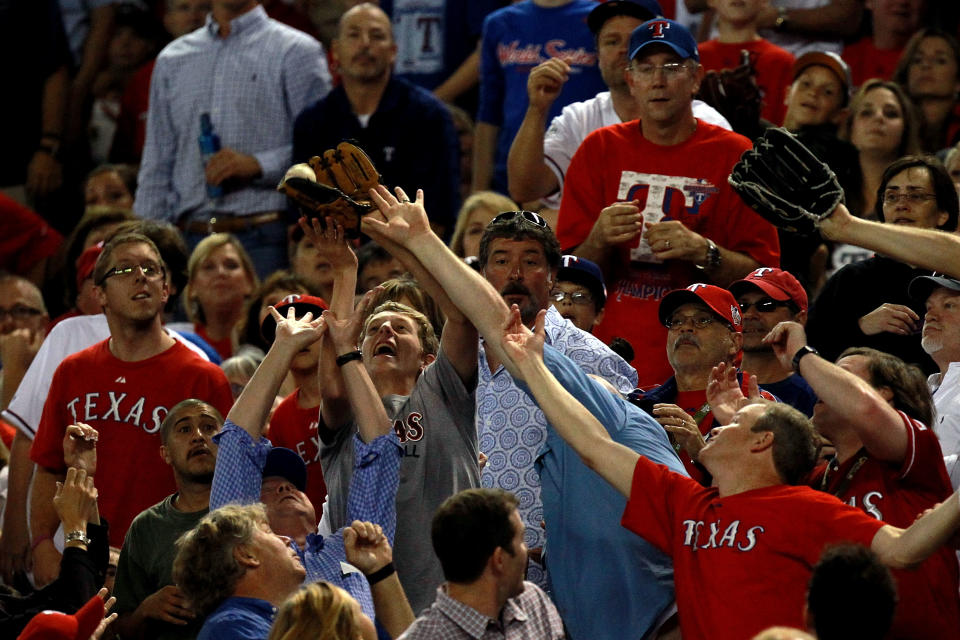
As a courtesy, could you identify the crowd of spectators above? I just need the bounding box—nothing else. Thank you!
[2,0,960,639]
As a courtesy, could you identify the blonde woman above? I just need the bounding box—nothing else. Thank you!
[448,191,518,260]
[268,582,377,640]
[183,233,258,359]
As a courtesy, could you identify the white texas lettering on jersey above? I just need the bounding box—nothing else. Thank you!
[617,171,719,263]
[66,392,168,434]
[681,518,764,552]
[846,491,884,520]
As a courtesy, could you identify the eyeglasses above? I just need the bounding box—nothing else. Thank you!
[882,191,937,205]
[630,62,691,79]
[551,290,594,306]
[490,210,549,228]
[0,305,44,322]
[737,298,793,313]
[664,313,718,330]
[97,262,165,286]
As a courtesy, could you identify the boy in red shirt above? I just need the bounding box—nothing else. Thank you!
[698,0,794,124]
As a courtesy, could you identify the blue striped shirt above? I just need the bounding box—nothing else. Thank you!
[134,6,331,221]
[210,421,401,622]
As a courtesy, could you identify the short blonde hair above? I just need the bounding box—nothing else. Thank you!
[448,191,518,258]
[267,582,364,640]
[184,233,259,323]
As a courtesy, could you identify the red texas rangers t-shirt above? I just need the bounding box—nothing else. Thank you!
[622,456,885,640]
[31,339,233,546]
[268,388,327,522]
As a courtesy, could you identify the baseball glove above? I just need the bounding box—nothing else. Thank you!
[697,50,762,138]
[277,142,382,238]
[728,127,844,236]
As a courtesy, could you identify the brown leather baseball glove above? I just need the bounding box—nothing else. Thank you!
[277,142,382,238]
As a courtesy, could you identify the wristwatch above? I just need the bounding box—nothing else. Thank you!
[791,345,819,372]
[696,238,722,271]
[774,6,789,30]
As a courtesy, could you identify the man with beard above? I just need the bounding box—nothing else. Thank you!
[729,267,817,416]
[292,3,460,234]
[629,283,773,483]
[112,399,224,640]
[911,274,960,488]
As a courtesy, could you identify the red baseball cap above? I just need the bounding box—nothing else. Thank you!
[260,293,328,344]
[729,268,808,312]
[658,283,742,332]
[18,593,104,640]
[75,243,104,289]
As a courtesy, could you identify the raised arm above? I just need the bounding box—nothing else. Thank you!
[298,218,358,431]
[323,298,392,445]
[499,308,640,497]
[364,188,479,383]
[872,493,960,569]
[227,308,324,438]
[765,321,908,462]
[506,59,568,203]
[820,204,960,279]
[364,186,514,367]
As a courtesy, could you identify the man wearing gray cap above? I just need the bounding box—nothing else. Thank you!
[912,274,960,489]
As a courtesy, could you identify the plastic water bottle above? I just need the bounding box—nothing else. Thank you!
[198,113,223,199]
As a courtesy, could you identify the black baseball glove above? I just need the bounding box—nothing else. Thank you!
[277,142,382,238]
[728,127,844,236]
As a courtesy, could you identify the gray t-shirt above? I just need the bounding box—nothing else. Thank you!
[113,494,209,640]
[320,348,478,614]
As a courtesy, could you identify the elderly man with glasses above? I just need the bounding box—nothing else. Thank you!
[629,283,775,484]
[27,232,233,588]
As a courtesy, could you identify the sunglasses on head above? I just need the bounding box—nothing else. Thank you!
[490,210,549,229]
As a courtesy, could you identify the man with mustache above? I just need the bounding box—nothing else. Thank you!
[112,399,224,640]
[292,2,460,235]
[629,283,773,483]
[911,273,960,489]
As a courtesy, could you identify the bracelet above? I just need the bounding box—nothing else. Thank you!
[64,530,92,546]
[365,562,395,586]
[31,534,52,551]
[335,350,363,368]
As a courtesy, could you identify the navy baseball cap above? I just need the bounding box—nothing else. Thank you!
[557,255,607,308]
[909,274,960,302]
[628,18,699,62]
[262,447,307,492]
[260,293,328,344]
[587,0,663,35]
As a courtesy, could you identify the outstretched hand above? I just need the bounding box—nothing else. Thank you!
[53,467,98,532]
[297,216,357,272]
[500,305,547,380]
[91,588,119,640]
[706,362,762,425]
[268,305,326,354]
[323,286,382,354]
[63,423,98,474]
[362,186,433,247]
[762,321,809,370]
[343,520,392,575]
